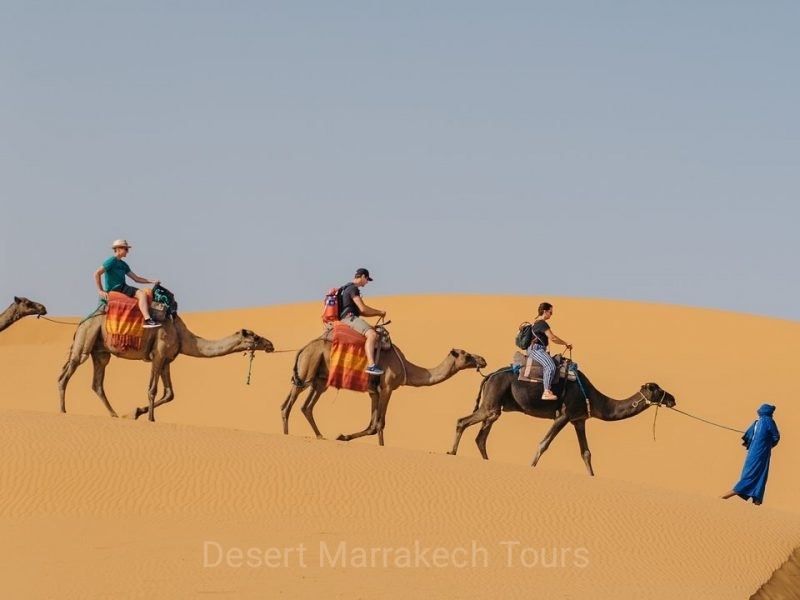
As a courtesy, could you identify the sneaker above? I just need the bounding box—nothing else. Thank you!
[541,391,558,401]
[365,364,384,375]
[143,319,162,329]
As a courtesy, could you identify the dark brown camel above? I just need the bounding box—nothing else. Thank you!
[0,297,47,332]
[280,337,487,445]
[57,313,274,421]
[448,366,676,475]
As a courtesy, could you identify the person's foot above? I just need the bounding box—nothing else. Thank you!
[541,390,558,401]
[365,364,384,375]
[143,319,162,329]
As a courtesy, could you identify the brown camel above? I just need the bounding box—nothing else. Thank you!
[57,313,274,421]
[448,366,676,475]
[1,297,47,332]
[280,337,487,445]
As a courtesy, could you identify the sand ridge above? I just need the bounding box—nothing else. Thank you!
[1,295,798,598]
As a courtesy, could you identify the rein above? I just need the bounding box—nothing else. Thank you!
[633,390,745,440]
[37,315,81,326]
[245,348,255,385]
[665,406,745,434]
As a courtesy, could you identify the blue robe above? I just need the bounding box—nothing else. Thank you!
[733,404,780,503]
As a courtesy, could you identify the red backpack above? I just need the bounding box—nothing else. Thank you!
[321,288,340,323]
[321,282,355,323]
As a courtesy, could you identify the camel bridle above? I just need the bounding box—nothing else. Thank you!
[632,387,667,409]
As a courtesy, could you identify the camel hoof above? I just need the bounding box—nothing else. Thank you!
[336,434,349,442]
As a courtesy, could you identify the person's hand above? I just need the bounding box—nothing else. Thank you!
[566,343,573,350]
[99,291,108,300]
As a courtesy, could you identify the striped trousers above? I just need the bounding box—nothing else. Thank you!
[528,343,556,390]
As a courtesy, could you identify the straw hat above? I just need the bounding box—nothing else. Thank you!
[111,239,132,249]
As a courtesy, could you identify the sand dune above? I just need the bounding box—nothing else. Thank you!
[1,296,798,598]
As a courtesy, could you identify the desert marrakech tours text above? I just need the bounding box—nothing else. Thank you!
[203,540,590,569]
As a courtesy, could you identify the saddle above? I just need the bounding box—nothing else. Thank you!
[324,323,394,392]
[321,322,393,351]
[513,351,575,384]
[105,292,146,352]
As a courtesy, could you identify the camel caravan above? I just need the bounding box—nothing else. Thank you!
[10,253,677,474]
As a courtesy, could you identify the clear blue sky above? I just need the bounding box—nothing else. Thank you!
[2,1,798,320]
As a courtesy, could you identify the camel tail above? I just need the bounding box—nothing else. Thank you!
[291,342,313,386]
[472,374,491,412]
[291,348,303,386]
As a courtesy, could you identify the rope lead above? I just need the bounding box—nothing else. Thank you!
[246,350,255,385]
[667,406,745,434]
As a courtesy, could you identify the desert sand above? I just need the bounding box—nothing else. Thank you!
[1,295,798,598]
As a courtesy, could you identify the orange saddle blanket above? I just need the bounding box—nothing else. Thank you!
[326,323,371,392]
[105,291,147,352]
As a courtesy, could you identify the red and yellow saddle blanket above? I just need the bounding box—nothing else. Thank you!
[105,290,151,352]
[326,322,370,392]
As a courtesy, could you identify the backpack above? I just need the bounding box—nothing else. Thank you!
[321,283,354,323]
[515,321,533,350]
[151,284,178,321]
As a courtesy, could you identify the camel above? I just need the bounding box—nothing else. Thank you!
[448,366,676,475]
[280,337,487,445]
[57,313,274,421]
[1,297,47,332]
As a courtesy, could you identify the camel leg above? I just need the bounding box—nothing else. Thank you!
[281,382,309,435]
[371,392,392,446]
[474,411,501,460]
[57,352,91,414]
[134,364,175,420]
[571,419,594,476]
[448,406,496,456]
[141,359,166,422]
[89,351,118,418]
[337,390,381,443]
[300,382,328,439]
[530,413,570,468]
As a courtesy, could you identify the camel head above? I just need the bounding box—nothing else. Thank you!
[640,382,676,408]
[14,296,47,317]
[449,349,487,371]
[240,329,274,353]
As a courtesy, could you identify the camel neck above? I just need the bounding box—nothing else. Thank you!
[400,353,459,387]
[0,306,21,332]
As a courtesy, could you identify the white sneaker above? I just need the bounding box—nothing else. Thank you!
[143,319,162,329]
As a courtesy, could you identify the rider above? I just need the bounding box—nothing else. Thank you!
[528,302,572,400]
[95,239,162,328]
[338,268,386,375]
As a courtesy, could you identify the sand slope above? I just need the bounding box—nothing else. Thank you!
[1,295,798,598]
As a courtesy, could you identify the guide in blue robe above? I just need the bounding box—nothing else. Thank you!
[727,404,780,505]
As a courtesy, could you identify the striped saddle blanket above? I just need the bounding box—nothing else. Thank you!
[326,322,371,392]
[105,291,149,352]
